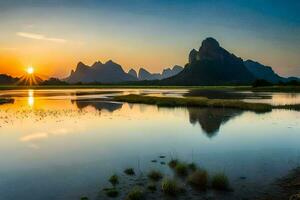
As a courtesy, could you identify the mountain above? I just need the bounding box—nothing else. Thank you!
[244,60,300,83]
[65,60,138,83]
[135,66,183,80]
[128,69,138,79]
[138,68,162,80]
[0,74,19,84]
[161,65,184,79]
[161,37,255,85]
[244,60,283,83]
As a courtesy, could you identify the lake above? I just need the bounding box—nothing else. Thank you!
[0,89,299,200]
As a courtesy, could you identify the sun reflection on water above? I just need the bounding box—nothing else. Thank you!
[28,90,34,107]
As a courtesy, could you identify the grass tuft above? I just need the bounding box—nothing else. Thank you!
[187,169,208,190]
[109,174,119,186]
[174,163,189,176]
[161,178,181,196]
[147,182,157,192]
[188,163,197,171]
[125,186,144,200]
[147,170,163,181]
[124,168,135,176]
[168,159,179,169]
[103,188,119,197]
[211,173,230,191]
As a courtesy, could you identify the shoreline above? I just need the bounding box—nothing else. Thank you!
[113,94,300,112]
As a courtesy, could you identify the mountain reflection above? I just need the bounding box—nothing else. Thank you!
[187,107,243,137]
[71,100,123,112]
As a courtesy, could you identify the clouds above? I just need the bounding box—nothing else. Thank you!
[16,32,66,43]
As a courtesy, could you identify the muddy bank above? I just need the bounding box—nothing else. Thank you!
[260,167,300,200]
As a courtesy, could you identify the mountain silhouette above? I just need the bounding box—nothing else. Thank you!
[128,65,183,81]
[66,60,138,83]
[244,60,299,83]
[161,37,255,85]
[0,74,19,84]
[128,69,138,79]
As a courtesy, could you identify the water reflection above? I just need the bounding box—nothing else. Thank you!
[71,99,123,112]
[28,90,34,107]
[188,108,243,137]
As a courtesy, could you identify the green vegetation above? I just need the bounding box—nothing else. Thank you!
[147,183,157,192]
[168,159,179,168]
[125,187,144,200]
[174,162,189,176]
[80,197,89,200]
[109,174,119,186]
[187,169,208,190]
[124,168,135,176]
[103,188,119,197]
[147,170,163,181]
[188,163,197,171]
[211,173,230,191]
[113,94,300,112]
[161,178,181,196]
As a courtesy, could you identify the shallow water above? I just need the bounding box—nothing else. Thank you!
[0,89,299,200]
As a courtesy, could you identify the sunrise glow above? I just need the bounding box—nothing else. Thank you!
[27,67,34,75]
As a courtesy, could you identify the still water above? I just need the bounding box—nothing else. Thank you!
[0,89,299,200]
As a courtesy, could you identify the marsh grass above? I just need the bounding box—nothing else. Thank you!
[188,163,197,171]
[174,163,189,177]
[147,182,157,192]
[103,188,119,197]
[161,178,181,196]
[124,168,135,176]
[109,174,119,186]
[211,173,230,191]
[147,170,163,181]
[113,94,274,112]
[187,169,208,190]
[168,159,179,169]
[125,186,144,200]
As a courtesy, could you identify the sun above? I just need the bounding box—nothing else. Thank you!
[27,67,34,75]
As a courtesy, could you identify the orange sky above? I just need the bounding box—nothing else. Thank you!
[0,1,299,78]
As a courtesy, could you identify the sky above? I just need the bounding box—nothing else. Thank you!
[0,0,299,78]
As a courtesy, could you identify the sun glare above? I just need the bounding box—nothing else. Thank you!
[27,67,34,74]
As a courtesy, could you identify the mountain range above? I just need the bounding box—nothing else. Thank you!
[0,37,299,85]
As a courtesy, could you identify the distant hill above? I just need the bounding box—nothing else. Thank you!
[162,37,255,85]
[244,60,299,83]
[127,65,183,81]
[138,68,162,80]
[65,60,138,83]
[0,74,19,84]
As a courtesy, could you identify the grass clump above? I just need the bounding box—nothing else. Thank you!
[109,174,119,186]
[103,188,119,197]
[147,170,163,181]
[125,186,144,200]
[211,173,230,191]
[161,178,181,196]
[174,162,189,176]
[188,163,197,171]
[147,182,157,192]
[124,168,135,176]
[168,159,179,168]
[187,169,208,190]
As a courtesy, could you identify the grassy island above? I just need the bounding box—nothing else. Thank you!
[113,94,300,112]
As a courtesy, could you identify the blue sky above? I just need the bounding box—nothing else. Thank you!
[0,0,299,77]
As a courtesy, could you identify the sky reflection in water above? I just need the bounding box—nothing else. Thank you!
[0,89,299,200]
